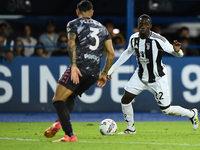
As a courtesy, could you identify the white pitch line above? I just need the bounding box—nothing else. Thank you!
[0,137,200,147]
[0,137,45,142]
[79,141,200,147]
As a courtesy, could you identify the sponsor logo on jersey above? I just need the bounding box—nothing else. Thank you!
[139,57,150,64]
[84,54,100,62]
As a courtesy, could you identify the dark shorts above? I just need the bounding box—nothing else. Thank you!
[58,67,97,96]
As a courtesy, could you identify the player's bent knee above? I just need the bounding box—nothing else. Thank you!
[52,97,65,103]
[161,106,172,115]
[121,91,136,104]
[121,97,130,104]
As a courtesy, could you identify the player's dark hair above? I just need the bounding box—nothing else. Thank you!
[77,0,93,12]
[138,14,152,23]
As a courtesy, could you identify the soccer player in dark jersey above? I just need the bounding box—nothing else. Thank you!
[43,0,115,142]
[107,14,199,134]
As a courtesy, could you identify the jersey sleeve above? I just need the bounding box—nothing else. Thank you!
[157,38,184,57]
[112,35,135,69]
[66,21,77,34]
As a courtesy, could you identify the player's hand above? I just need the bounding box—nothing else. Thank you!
[97,73,107,88]
[71,65,83,84]
[173,40,181,52]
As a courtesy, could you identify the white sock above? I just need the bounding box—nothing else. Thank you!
[164,106,194,118]
[121,102,135,130]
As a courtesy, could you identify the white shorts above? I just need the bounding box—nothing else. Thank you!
[124,71,170,107]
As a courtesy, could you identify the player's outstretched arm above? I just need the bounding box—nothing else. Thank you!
[97,39,115,88]
[160,38,183,57]
[68,32,82,84]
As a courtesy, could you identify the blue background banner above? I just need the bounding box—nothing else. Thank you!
[0,56,200,112]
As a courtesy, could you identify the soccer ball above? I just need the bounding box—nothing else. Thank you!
[99,119,117,135]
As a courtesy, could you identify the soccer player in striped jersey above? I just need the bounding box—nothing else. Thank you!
[107,14,199,134]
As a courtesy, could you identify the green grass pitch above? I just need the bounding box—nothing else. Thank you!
[0,121,200,150]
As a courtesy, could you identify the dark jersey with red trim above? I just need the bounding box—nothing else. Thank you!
[66,17,111,79]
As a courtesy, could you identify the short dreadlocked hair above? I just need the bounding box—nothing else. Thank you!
[138,14,152,23]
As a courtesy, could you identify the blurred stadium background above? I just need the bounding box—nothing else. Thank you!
[0,0,200,114]
[1,0,200,45]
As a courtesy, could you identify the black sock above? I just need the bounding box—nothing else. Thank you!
[53,101,74,137]
[65,94,76,113]
[55,95,76,123]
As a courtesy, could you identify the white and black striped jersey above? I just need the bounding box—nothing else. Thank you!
[112,31,184,83]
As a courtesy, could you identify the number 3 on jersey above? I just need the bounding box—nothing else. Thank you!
[89,27,99,50]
